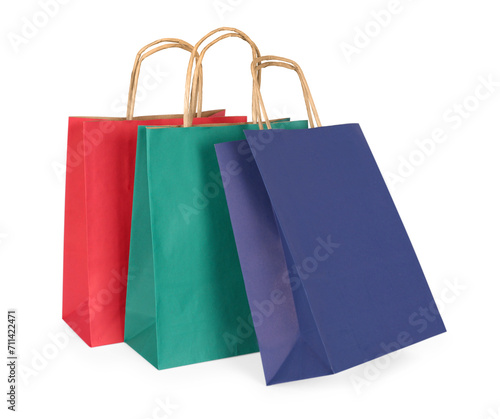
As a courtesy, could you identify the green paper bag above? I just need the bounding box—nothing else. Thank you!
[124,119,308,369]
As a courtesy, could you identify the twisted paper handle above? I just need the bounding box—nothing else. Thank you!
[250,56,321,129]
[183,27,261,127]
[126,38,203,120]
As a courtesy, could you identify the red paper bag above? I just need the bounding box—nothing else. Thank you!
[63,38,246,347]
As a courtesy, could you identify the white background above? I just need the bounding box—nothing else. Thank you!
[1,0,499,418]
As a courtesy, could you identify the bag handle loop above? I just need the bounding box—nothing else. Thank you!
[250,55,321,129]
[184,27,261,127]
[126,39,203,120]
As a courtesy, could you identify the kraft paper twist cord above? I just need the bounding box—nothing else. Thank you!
[126,39,203,120]
[250,55,321,130]
[184,27,261,127]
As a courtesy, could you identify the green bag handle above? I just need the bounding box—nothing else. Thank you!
[183,27,262,127]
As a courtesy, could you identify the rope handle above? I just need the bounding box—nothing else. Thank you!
[183,27,261,127]
[126,39,203,120]
[250,56,321,130]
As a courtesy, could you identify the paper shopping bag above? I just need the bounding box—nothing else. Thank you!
[124,118,308,369]
[215,56,446,384]
[63,37,246,347]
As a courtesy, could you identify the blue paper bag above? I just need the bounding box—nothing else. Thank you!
[214,56,446,385]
